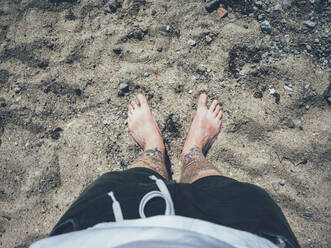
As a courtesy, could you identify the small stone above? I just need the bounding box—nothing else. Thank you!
[258,14,264,20]
[166,25,171,32]
[279,180,286,186]
[177,61,184,67]
[120,68,131,75]
[113,48,122,54]
[303,210,313,218]
[269,88,276,95]
[0,98,6,107]
[290,168,297,173]
[255,1,263,8]
[187,39,196,47]
[157,47,163,52]
[284,85,293,91]
[188,90,193,94]
[260,20,271,34]
[13,87,21,94]
[143,72,151,77]
[205,0,220,13]
[175,48,181,52]
[272,181,280,191]
[285,119,295,128]
[306,45,312,51]
[205,35,213,44]
[171,114,180,122]
[303,20,316,28]
[104,0,120,13]
[305,105,310,110]
[282,0,291,9]
[243,24,249,29]
[119,83,129,92]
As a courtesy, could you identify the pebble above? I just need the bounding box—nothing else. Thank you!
[205,0,220,13]
[175,48,181,52]
[284,85,293,91]
[303,20,316,28]
[187,39,196,47]
[279,180,286,186]
[177,61,184,67]
[104,0,120,13]
[260,20,271,34]
[143,72,151,77]
[303,210,313,218]
[171,114,180,122]
[119,83,129,92]
[188,90,193,94]
[290,168,297,173]
[282,0,291,9]
[120,68,131,75]
[13,87,21,94]
[205,35,213,44]
[157,47,163,52]
[305,105,310,110]
[269,88,276,95]
[255,1,263,8]
[113,48,122,54]
[258,14,264,20]
[272,181,280,191]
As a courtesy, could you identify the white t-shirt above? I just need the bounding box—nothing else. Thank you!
[30,215,278,248]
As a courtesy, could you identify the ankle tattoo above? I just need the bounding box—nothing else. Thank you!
[130,148,168,179]
[181,146,216,183]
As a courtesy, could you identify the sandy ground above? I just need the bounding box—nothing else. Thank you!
[0,0,330,247]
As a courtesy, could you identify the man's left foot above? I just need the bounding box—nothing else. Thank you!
[128,94,165,152]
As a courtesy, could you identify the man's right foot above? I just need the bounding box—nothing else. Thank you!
[181,93,223,158]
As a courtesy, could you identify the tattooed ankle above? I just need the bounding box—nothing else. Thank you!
[181,146,218,183]
[183,146,204,167]
[143,148,163,162]
[130,148,168,179]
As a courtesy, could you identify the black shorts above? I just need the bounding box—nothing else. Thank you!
[51,168,300,248]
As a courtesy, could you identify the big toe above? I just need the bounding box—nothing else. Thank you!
[137,94,148,107]
[198,93,207,108]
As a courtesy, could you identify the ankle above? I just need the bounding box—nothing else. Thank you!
[181,146,204,164]
[144,143,165,155]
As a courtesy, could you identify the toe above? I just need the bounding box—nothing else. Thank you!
[214,105,221,116]
[216,111,223,120]
[128,104,134,113]
[198,93,207,108]
[137,94,148,107]
[131,101,138,109]
[210,100,218,112]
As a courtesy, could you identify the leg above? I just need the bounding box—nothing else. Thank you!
[180,93,223,183]
[127,94,168,179]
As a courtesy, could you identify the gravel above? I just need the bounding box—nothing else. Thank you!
[260,20,271,34]
[188,39,196,47]
[272,181,280,191]
[205,35,213,44]
[204,0,220,13]
[119,83,129,92]
[303,21,317,29]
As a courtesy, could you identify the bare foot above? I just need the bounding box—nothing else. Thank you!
[181,93,222,158]
[128,94,165,152]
